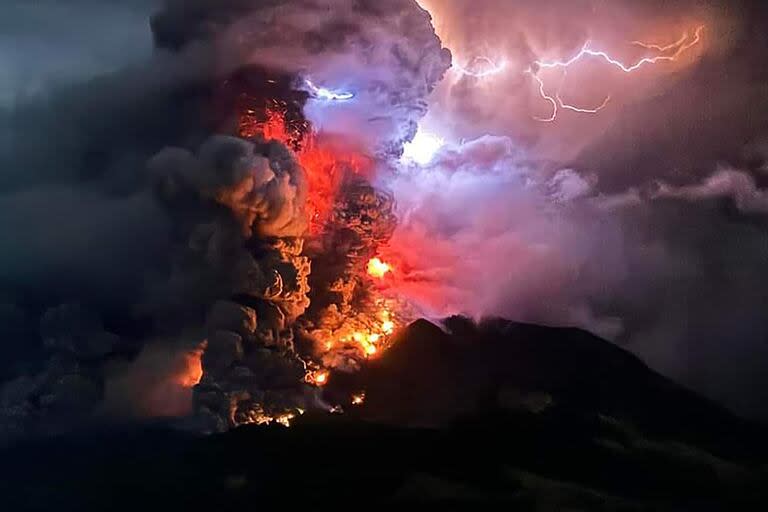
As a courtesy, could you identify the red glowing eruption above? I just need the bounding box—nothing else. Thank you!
[177,346,204,388]
[240,105,373,234]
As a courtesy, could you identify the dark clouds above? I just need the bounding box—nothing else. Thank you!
[384,135,768,420]
[392,0,768,420]
[0,0,159,106]
[0,187,170,308]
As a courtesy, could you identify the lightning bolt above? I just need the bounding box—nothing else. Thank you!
[631,31,691,52]
[453,56,507,78]
[304,79,355,101]
[526,70,558,122]
[535,25,704,74]
[528,25,704,121]
[527,68,611,122]
[451,26,704,122]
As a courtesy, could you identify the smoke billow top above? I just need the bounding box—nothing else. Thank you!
[2,0,768,442]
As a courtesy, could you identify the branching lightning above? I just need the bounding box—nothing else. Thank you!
[526,70,558,122]
[528,25,704,121]
[451,26,705,122]
[535,25,704,74]
[631,31,691,53]
[559,95,611,114]
[527,68,611,122]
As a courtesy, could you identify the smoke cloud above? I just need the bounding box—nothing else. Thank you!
[382,0,768,419]
[383,135,768,419]
[0,0,448,438]
[152,0,450,156]
[0,0,158,106]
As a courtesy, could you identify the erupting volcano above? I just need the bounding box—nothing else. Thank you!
[3,0,768,508]
[191,94,415,428]
[133,0,452,431]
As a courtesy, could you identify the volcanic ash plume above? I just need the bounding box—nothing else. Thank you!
[151,0,451,157]
[144,0,450,430]
[0,0,450,437]
[147,135,310,318]
[146,134,318,430]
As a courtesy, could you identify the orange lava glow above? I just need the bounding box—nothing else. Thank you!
[321,306,398,358]
[298,138,373,233]
[367,257,392,278]
[240,106,373,233]
[178,346,204,388]
[305,369,329,386]
[236,101,409,413]
[248,409,303,427]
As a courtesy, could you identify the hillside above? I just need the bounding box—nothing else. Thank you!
[1,318,766,510]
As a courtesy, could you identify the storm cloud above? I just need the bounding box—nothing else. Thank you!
[385,0,768,419]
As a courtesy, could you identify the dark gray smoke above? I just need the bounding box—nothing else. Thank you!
[0,0,448,439]
[152,0,450,157]
[0,0,158,106]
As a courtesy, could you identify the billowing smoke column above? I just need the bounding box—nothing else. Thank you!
[148,134,317,430]
[0,0,449,439]
[148,0,449,430]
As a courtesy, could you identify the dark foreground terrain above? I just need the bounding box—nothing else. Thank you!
[1,318,766,510]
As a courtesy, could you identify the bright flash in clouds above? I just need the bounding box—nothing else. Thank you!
[303,79,354,101]
[453,56,507,78]
[402,130,444,165]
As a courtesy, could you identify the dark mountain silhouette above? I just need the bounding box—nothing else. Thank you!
[2,317,766,510]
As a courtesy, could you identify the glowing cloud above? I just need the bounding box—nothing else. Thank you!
[453,56,507,78]
[402,130,445,165]
[303,79,355,101]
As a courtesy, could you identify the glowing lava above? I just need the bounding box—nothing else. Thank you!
[306,369,329,386]
[247,408,303,427]
[178,346,204,388]
[320,305,399,359]
[241,105,372,233]
[367,257,392,278]
[235,96,410,425]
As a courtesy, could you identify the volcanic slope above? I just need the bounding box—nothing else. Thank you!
[2,317,767,510]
